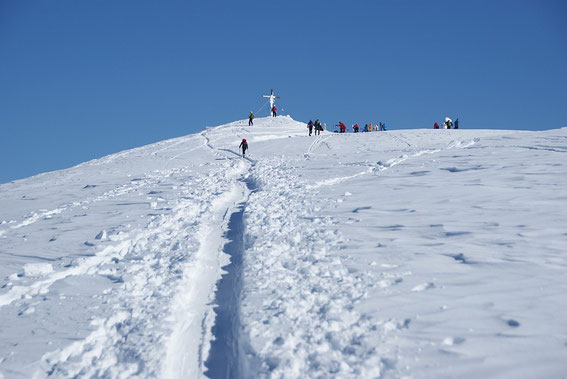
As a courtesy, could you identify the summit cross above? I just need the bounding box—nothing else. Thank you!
[263,89,280,117]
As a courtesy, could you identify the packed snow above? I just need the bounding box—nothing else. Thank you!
[0,116,566,378]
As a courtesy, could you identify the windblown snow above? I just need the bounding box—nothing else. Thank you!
[0,116,566,378]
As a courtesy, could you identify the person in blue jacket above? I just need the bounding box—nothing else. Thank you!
[454,118,459,129]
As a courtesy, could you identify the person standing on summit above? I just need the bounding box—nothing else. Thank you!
[271,105,277,117]
[314,119,322,135]
[307,120,314,136]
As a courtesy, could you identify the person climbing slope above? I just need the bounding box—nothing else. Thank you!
[249,111,254,126]
[239,138,248,157]
[308,120,314,136]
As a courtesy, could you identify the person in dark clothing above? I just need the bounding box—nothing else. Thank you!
[353,124,359,133]
[308,120,314,136]
[314,119,322,135]
[249,111,254,126]
[239,139,248,157]
[434,122,439,129]
[271,106,277,117]
[454,118,459,129]
[364,124,369,132]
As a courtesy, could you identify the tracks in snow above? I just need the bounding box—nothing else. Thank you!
[0,127,254,378]
[307,137,478,189]
[162,129,252,379]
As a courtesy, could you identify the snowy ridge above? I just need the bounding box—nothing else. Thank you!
[1,118,566,378]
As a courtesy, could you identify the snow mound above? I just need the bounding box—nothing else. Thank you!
[0,117,565,378]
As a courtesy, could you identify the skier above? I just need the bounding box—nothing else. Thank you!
[454,118,459,129]
[307,120,314,136]
[314,119,322,135]
[434,122,439,129]
[353,124,359,133]
[249,111,254,126]
[271,105,277,117]
[239,138,248,157]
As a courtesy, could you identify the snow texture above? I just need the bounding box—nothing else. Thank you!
[0,116,566,378]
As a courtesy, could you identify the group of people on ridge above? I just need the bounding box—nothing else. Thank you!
[334,122,387,133]
[307,120,324,136]
[434,117,459,129]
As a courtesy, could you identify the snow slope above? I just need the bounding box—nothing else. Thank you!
[0,116,566,378]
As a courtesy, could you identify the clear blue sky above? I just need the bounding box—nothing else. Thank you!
[1,0,566,183]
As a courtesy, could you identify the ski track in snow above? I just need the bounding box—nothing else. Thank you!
[307,139,473,189]
[0,126,253,378]
[33,159,249,377]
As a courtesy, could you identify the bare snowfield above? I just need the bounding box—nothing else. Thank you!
[0,116,566,378]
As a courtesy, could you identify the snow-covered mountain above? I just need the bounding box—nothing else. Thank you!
[1,116,566,378]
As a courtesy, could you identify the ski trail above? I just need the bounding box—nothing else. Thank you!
[306,134,333,155]
[162,134,209,169]
[162,174,248,379]
[307,139,477,189]
[163,128,251,378]
[387,132,412,148]
[28,127,252,378]
[151,135,198,156]
[4,174,157,233]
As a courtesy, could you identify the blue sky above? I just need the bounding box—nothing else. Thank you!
[1,0,566,183]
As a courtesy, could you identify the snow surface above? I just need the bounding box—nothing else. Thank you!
[0,116,566,378]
